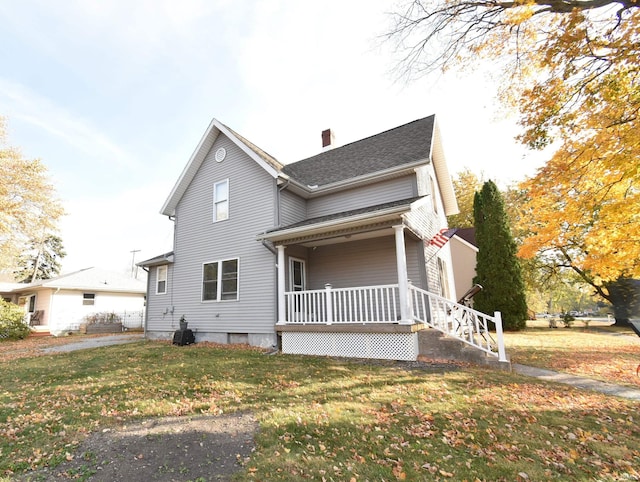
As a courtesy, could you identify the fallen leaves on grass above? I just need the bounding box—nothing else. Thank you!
[506,329,640,388]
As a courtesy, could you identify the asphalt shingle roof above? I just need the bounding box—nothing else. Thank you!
[281,115,435,187]
[266,196,422,234]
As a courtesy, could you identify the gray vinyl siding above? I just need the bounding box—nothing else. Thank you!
[279,189,306,227]
[148,134,277,334]
[307,175,417,218]
[145,264,174,328]
[307,236,424,290]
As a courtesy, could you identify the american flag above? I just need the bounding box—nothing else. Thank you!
[428,228,458,248]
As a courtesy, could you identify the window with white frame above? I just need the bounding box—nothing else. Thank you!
[202,258,238,301]
[213,179,229,222]
[437,258,450,299]
[430,176,439,214]
[83,293,95,306]
[156,265,167,294]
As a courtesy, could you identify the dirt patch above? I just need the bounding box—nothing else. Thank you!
[18,412,258,481]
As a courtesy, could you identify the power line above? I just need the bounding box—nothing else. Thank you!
[130,249,140,278]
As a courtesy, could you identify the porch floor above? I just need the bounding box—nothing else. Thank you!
[276,323,426,334]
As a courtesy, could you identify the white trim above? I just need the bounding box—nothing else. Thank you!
[277,246,286,324]
[213,178,230,222]
[156,265,168,295]
[451,234,478,252]
[394,225,410,323]
[201,257,240,302]
[280,160,429,199]
[161,118,220,217]
[215,147,226,162]
[288,257,306,292]
[215,122,280,178]
[257,201,417,243]
[82,292,95,306]
[431,119,459,216]
[161,118,280,217]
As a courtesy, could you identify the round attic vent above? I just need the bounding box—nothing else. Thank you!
[215,147,226,162]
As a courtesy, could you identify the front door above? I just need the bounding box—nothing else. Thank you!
[289,258,306,292]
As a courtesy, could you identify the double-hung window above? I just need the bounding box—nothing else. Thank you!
[83,293,95,306]
[156,265,167,294]
[213,179,229,222]
[202,258,238,301]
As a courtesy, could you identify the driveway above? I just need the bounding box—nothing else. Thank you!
[42,333,145,353]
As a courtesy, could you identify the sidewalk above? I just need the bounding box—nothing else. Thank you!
[512,363,640,401]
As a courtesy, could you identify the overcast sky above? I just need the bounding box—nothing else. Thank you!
[0,0,548,274]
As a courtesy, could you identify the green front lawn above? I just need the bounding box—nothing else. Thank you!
[1,339,639,480]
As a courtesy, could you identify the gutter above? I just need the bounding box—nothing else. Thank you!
[282,159,430,198]
[256,203,411,243]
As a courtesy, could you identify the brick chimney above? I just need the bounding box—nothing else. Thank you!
[321,129,335,150]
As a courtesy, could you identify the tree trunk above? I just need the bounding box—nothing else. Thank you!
[606,278,640,326]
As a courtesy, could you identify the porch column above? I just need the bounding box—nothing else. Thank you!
[394,225,411,324]
[277,245,286,324]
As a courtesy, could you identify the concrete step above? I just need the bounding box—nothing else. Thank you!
[417,328,511,371]
[29,330,52,337]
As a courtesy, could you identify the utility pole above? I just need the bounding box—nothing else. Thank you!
[130,249,140,278]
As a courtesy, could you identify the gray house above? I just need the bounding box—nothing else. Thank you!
[140,115,507,362]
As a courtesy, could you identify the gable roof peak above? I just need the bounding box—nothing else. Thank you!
[161,118,283,217]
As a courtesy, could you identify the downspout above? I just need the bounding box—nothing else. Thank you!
[141,266,150,337]
[49,287,60,332]
[276,178,290,227]
[272,178,290,349]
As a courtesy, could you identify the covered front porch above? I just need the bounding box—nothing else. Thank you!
[259,199,507,363]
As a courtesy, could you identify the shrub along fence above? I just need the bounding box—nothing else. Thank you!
[81,310,144,334]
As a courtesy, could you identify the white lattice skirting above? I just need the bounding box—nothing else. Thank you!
[281,332,418,361]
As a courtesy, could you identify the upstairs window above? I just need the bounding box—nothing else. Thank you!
[202,258,239,301]
[213,179,229,222]
[83,293,95,306]
[156,265,167,294]
[430,177,439,214]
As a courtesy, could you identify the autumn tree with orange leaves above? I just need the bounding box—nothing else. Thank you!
[389,0,639,323]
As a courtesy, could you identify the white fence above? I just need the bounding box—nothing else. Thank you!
[83,310,144,330]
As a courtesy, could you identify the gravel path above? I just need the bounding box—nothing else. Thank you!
[18,412,258,481]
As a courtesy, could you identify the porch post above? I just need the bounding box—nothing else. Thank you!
[393,225,411,324]
[277,245,286,324]
[494,311,508,362]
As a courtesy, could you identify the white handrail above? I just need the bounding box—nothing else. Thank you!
[281,283,508,362]
[284,284,400,324]
[409,284,507,361]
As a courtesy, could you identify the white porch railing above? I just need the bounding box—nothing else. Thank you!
[281,283,507,362]
[409,284,507,362]
[284,284,400,324]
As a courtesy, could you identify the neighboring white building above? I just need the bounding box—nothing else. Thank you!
[449,228,479,302]
[0,268,146,335]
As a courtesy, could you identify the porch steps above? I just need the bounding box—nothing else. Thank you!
[29,330,52,337]
[417,328,511,371]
